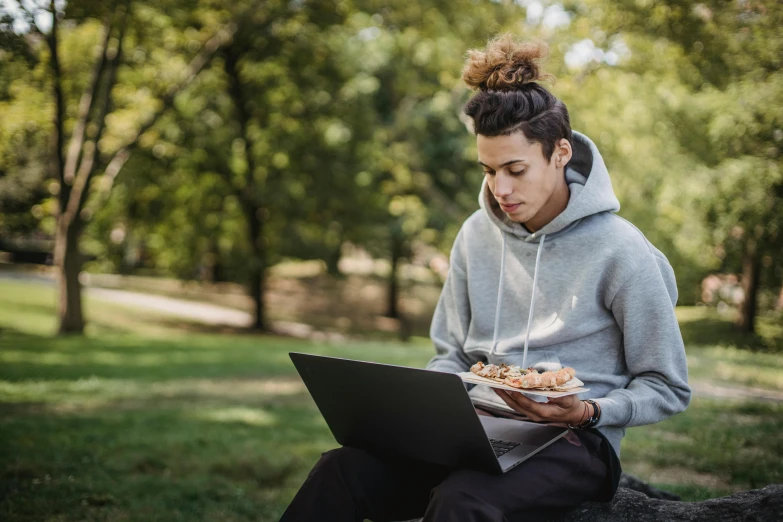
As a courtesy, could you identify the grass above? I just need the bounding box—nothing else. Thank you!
[0,278,781,520]
[677,307,783,391]
[621,398,782,500]
[0,333,430,522]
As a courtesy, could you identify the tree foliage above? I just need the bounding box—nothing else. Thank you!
[1,0,780,336]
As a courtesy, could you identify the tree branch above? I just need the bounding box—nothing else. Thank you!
[63,18,114,186]
[223,44,259,204]
[62,1,130,226]
[92,23,237,208]
[44,0,66,213]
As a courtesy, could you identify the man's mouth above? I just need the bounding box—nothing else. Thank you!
[499,202,522,212]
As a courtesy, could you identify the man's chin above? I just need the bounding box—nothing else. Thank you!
[503,210,528,223]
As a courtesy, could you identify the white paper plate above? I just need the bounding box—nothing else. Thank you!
[458,372,589,398]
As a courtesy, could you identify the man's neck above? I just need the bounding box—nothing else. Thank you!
[524,175,570,233]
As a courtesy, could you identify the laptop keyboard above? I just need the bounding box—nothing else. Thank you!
[489,438,520,457]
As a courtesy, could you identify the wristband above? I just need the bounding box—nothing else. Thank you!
[568,399,600,430]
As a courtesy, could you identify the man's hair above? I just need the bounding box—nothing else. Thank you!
[462,34,572,162]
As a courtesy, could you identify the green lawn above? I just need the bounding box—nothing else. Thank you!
[0,278,781,520]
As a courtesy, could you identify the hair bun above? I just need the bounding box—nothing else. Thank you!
[462,34,554,91]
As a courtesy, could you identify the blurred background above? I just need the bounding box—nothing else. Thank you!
[0,0,781,520]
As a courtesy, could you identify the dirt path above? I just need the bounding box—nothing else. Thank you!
[87,287,342,339]
[88,287,252,327]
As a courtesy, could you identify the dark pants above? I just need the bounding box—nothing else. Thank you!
[280,429,611,522]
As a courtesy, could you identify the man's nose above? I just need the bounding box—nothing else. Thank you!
[494,172,513,197]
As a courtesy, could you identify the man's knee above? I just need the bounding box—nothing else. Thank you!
[430,480,475,504]
[320,446,374,471]
[427,480,503,521]
[317,446,388,487]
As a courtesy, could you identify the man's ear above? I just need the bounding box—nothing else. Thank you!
[554,138,573,168]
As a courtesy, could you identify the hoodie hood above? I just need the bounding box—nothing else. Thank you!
[479,131,621,242]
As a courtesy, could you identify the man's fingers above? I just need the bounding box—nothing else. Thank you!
[494,390,530,414]
[494,389,544,419]
[493,388,516,409]
[505,390,546,414]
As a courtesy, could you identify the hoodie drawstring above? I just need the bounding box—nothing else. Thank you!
[489,233,547,370]
[522,234,546,368]
[489,234,507,356]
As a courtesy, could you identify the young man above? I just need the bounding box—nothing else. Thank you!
[281,34,691,522]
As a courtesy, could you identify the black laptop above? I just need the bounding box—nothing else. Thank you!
[289,352,567,474]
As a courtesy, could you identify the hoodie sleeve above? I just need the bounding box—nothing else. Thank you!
[426,229,479,374]
[595,248,692,428]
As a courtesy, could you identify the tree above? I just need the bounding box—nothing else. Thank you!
[593,0,783,332]
[3,0,235,333]
[213,0,353,330]
[330,0,521,319]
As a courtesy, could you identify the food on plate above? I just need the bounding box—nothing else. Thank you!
[469,362,578,391]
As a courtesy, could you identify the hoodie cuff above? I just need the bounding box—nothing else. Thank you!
[594,390,635,428]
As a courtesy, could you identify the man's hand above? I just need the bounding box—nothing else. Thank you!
[493,389,590,425]
[474,407,494,417]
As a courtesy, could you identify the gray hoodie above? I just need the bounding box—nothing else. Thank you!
[426,131,691,457]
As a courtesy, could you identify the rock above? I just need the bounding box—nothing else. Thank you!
[554,484,783,522]
[396,477,783,522]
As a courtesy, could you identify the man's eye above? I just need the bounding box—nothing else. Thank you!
[483,170,495,176]
[510,170,525,176]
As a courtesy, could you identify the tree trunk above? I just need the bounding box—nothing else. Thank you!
[202,239,224,283]
[325,242,342,277]
[54,219,84,334]
[46,0,81,334]
[386,235,402,319]
[246,205,266,331]
[737,238,760,334]
[224,45,267,332]
[249,265,264,331]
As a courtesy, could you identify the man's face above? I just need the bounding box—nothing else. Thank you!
[477,132,567,225]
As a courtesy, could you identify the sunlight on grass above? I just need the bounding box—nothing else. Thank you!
[0,376,307,411]
[621,398,782,498]
[0,349,232,367]
[193,406,278,427]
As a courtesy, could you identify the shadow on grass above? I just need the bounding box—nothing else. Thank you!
[0,328,309,382]
[679,314,778,352]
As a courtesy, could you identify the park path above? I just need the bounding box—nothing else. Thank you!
[89,286,252,327]
[2,271,781,403]
[88,286,320,338]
